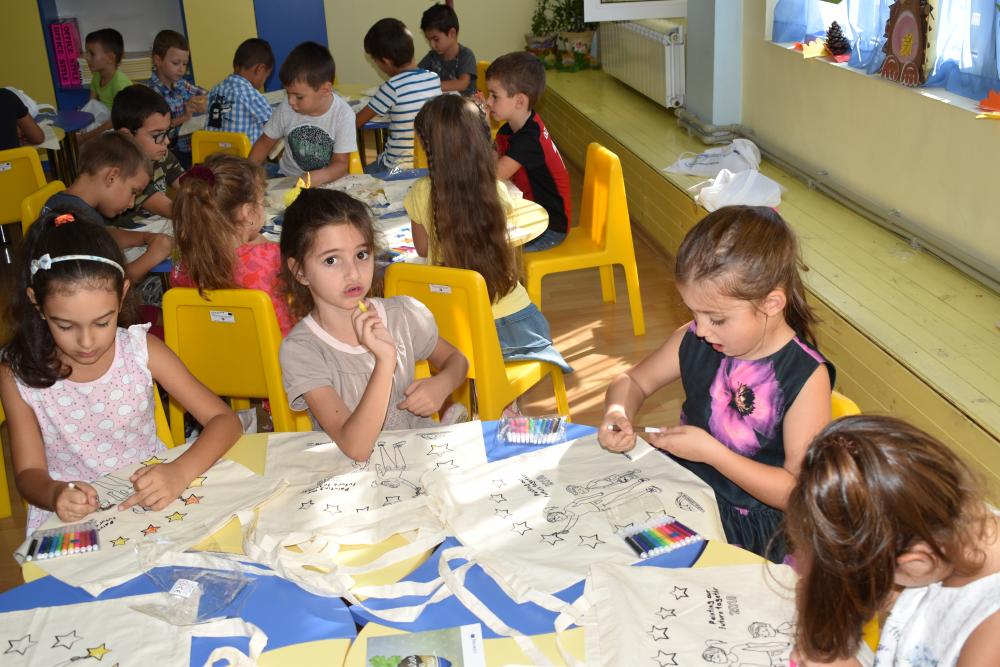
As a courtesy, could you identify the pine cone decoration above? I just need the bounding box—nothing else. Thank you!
[826,21,850,56]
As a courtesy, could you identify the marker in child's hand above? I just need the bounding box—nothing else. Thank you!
[357,300,368,313]
[609,424,663,434]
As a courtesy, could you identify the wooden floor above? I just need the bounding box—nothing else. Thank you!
[0,162,690,593]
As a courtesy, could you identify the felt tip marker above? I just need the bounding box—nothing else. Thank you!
[609,424,663,434]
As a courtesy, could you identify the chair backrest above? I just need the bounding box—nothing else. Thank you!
[413,135,428,169]
[349,150,363,175]
[476,60,490,96]
[0,147,47,224]
[831,390,861,419]
[21,180,66,235]
[191,130,252,164]
[579,142,633,252]
[162,287,309,440]
[384,263,504,388]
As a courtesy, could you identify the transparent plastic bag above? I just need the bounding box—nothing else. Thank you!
[132,539,256,625]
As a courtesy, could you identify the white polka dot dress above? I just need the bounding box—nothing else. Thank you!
[16,324,166,533]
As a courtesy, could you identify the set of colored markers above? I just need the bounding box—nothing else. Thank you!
[23,520,101,561]
[498,415,567,446]
[617,516,704,559]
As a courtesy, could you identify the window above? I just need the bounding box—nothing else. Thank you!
[771,0,1000,100]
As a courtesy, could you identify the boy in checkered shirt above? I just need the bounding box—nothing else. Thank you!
[206,38,275,144]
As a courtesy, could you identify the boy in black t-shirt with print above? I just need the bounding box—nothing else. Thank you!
[486,52,571,252]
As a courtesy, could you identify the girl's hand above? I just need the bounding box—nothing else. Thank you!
[120,461,187,512]
[398,376,448,416]
[599,412,637,452]
[54,481,99,523]
[647,425,719,463]
[352,302,397,365]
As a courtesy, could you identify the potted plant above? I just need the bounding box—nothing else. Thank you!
[551,0,596,55]
[526,0,557,52]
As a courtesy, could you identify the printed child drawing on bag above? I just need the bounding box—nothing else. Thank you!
[543,470,662,535]
[701,639,791,666]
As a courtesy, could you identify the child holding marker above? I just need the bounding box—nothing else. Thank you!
[278,189,468,461]
[599,206,834,563]
[0,212,242,534]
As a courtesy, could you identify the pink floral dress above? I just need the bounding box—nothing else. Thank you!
[15,324,166,534]
[676,325,834,563]
[171,241,296,336]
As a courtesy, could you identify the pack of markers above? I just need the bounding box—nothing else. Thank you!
[497,415,567,446]
[15,520,100,564]
[617,515,703,559]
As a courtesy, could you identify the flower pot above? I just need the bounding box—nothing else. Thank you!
[558,29,594,54]
[525,32,557,52]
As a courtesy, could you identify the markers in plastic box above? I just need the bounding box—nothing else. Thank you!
[617,515,703,559]
[23,520,100,561]
[500,416,566,445]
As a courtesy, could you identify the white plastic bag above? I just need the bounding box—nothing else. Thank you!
[665,138,761,177]
[693,168,783,212]
[80,98,110,132]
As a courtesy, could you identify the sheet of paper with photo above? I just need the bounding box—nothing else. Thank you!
[422,434,726,607]
[578,563,798,667]
[245,421,487,596]
[0,593,266,667]
[29,444,286,595]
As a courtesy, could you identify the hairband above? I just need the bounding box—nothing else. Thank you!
[181,165,216,186]
[30,253,126,280]
[54,213,75,226]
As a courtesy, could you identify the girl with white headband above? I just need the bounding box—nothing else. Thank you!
[0,210,242,534]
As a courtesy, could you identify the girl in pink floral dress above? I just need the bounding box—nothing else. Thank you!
[0,212,241,534]
[599,206,834,562]
[170,154,295,335]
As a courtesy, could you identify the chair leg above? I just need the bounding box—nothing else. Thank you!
[599,265,617,303]
[623,261,646,336]
[551,369,570,420]
[168,398,186,446]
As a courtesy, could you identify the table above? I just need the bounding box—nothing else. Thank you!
[35,110,93,183]
[262,172,549,260]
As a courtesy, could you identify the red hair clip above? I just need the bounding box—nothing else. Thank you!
[54,213,75,226]
[181,165,216,186]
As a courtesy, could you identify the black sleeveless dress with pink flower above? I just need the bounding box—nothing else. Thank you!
[674,327,834,563]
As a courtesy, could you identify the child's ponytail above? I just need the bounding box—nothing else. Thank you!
[2,209,130,387]
[172,154,265,296]
[785,415,993,662]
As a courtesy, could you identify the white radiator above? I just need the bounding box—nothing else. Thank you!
[599,19,685,108]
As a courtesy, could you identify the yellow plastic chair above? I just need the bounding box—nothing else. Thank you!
[162,288,311,442]
[152,384,175,447]
[191,130,252,164]
[20,180,66,235]
[524,142,646,336]
[384,263,569,421]
[349,150,363,175]
[476,60,490,97]
[831,390,861,419]
[1,147,47,228]
[413,135,428,169]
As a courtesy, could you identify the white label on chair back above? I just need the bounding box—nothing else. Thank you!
[0,161,11,172]
[210,310,235,323]
[220,142,233,149]
[429,284,451,294]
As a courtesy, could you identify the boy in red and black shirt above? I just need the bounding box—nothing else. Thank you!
[486,52,571,252]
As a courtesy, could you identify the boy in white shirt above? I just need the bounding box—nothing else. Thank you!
[249,41,356,186]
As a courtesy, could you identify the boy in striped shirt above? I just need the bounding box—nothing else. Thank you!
[356,18,441,172]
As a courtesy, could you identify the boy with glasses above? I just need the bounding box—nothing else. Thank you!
[109,85,185,227]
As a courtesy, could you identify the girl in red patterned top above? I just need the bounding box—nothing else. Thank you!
[170,154,295,335]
